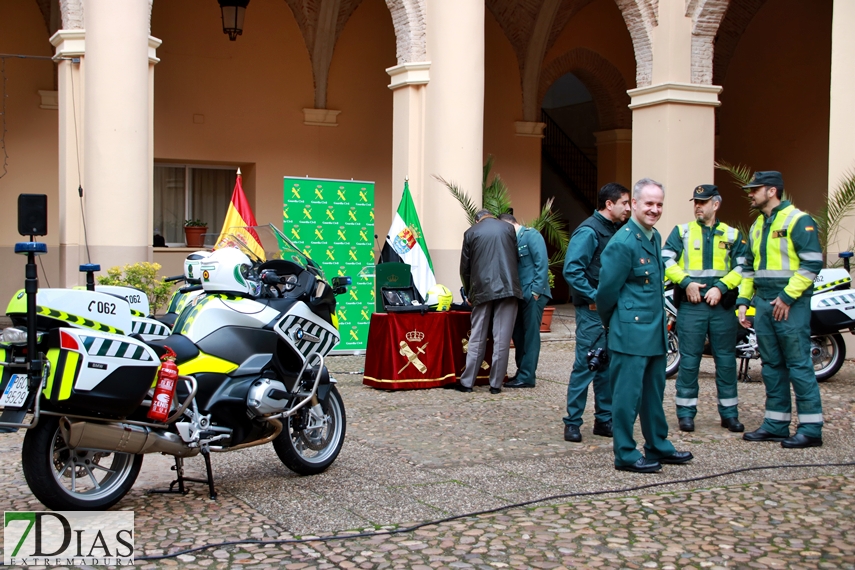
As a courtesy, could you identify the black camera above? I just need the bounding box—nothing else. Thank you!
[586,346,609,371]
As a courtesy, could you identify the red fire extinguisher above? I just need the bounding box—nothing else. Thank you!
[148,347,178,422]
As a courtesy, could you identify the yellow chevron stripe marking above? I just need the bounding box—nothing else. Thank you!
[36,306,123,334]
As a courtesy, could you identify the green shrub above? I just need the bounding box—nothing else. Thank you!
[97,262,173,315]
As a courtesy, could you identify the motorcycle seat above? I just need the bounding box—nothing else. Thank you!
[156,313,179,327]
[145,334,200,365]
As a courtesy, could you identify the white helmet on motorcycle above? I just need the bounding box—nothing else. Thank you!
[200,247,257,296]
[183,250,210,284]
[425,284,453,311]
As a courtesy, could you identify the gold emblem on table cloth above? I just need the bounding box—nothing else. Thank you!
[461,330,490,370]
[398,330,428,374]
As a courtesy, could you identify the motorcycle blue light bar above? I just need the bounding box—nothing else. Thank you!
[839,252,853,259]
[14,242,47,255]
[80,263,101,272]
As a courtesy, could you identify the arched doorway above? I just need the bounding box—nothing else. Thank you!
[541,72,599,303]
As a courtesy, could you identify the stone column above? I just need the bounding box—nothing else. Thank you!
[827,0,855,257]
[387,63,430,210]
[421,0,485,290]
[594,129,632,190]
[627,1,720,234]
[82,0,155,273]
[50,30,86,287]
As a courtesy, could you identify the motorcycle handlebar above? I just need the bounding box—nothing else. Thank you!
[165,275,186,283]
[261,271,284,285]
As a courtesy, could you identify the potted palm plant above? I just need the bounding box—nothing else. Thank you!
[436,156,569,332]
[184,219,208,248]
[715,161,855,260]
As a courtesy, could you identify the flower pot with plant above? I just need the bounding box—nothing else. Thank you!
[184,219,208,248]
[540,270,557,332]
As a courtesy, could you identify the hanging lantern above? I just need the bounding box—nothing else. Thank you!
[218,0,250,41]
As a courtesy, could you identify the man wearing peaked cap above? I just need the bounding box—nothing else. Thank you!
[737,171,825,448]
[741,170,785,191]
[662,184,749,434]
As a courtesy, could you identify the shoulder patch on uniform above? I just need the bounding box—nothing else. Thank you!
[805,226,814,231]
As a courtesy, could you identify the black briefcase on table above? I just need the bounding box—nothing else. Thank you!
[381,286,427,313]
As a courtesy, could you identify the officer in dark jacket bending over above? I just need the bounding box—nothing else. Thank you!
[459,209,522,394]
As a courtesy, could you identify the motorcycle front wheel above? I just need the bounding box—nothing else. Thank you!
[811,333,846,382]
[666,329,680,378]
[273,385,346,475]
[21,415,143,510]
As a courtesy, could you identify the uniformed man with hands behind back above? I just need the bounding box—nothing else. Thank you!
[662,184,747,433]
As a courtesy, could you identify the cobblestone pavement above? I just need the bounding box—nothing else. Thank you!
[2,306,855,568]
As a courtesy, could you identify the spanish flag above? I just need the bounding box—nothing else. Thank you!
[214,168,265,260]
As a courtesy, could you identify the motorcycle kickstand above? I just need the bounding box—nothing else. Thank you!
[149,455,216,499]
[200,446,218,500]
[737,358,752,383]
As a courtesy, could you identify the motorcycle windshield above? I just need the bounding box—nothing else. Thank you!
[216,224,326,281]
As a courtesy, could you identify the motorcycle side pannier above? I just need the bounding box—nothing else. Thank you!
[41,328,160,418]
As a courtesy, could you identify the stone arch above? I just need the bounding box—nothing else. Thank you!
[613,0,658,88]
[539,48,631,130]
[713,0,767,86]
[59,0,84,29]
[285,0,365,108]
[686,0,729,85]
[57,0,154,30]
[384,0,426,65]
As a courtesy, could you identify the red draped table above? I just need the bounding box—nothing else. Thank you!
[363,311,495,390]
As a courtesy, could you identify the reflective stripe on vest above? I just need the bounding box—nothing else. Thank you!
[677,222,737,278]
[749,204,806,278]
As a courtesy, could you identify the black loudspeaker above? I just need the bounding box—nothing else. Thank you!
[18,194,48,236]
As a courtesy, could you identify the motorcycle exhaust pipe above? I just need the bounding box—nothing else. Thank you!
[60,418,199,458]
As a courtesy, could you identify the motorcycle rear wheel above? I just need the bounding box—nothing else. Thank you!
[811,333,846,382]
[273,385,346,475]
[666,329,680,378]
[21,415,143,510]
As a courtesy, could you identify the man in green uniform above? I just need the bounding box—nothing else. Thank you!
[662,185,747,433]
[562,183,630,442]
[499,214,551,388]
[597,178,693,472]
[737,171,824,448]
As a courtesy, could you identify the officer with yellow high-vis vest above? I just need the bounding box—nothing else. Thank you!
[663,184,748,433]
[737,171,824,448]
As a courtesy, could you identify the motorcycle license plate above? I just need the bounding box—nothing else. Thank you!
[0,374,29,409]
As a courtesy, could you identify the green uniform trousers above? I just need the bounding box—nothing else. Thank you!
[511,295,548,385]
[610,350,676,467]
[675,301,739,420]
[563,305,612,426]
[754,295,823,438]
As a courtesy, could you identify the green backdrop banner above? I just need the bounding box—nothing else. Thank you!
[283,177,375,351]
